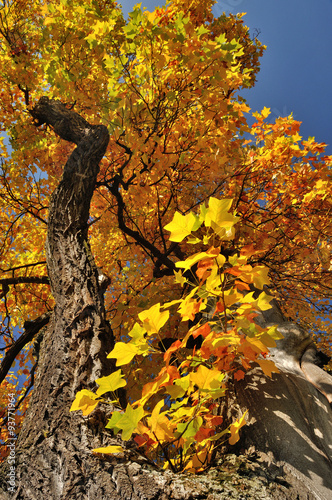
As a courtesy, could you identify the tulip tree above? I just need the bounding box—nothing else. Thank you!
[0,1,331,498]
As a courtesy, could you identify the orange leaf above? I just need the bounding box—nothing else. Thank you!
[234,369,245,381]
[163,340,182,365]
[192,322,211,339]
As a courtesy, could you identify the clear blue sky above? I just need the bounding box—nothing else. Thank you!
[120,0,332,154]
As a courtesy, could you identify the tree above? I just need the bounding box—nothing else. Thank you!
[0,0,331,498]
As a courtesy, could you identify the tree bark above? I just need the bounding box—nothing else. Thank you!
[0,99,331,499]
[234,300,332,500]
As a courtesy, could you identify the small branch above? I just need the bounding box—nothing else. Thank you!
[0,261,47,273]
[0,276,49,286]
[18,83,30,106]
[0,359,37,429]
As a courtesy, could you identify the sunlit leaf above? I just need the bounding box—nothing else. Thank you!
[96,369,127,396]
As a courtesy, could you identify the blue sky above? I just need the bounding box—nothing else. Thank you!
[120,0,332,154]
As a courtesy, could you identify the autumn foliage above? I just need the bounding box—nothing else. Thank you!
[0,0,331,469]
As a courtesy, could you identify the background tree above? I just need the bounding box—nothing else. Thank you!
[0,0,331,498]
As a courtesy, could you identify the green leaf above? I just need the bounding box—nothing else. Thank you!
[105,411,123,434]
[128,322,146,340]
[177,416,203,439]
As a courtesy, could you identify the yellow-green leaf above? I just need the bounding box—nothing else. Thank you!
[128,322,146,341]
[114,404,145,441]
[164,211,201,242]
[96,369,127,396]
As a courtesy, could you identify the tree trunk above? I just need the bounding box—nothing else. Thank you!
[234,301,332,500]
[0,99,331,499]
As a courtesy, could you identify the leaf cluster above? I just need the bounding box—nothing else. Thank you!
[71,198,283,472]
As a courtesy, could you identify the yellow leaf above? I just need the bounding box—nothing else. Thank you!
[256,290,273,310]
[93,445,124,454]
[164,211,200,242]
[240,265,271,289]
[138,303,169,334]
[174,270,187,286]
[139,371,169,406]
[229,411,247,445]
[203,197,239,240]
[190,365,224,392]
[184,448,212,472]
[252,266,271,289]
[165,375,191,399]
[148,399,174,441]
[245,336,268,353]
[261,107,270,119]
[212,331,241,348]
[70,389,99,416]
[176,251,219,272]
[267,325,284,340]
[222,288,243,308]
[107,342,139,366]
[203,197,234,226]
[258,332,277,348]
[85,32,97,47]
[178,293,205,321]
[257,359,279,378]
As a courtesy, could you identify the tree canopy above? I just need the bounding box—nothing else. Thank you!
[0,0,331,471]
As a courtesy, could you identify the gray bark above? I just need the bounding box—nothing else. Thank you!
[0,99,331,499]
[235,300,332,500]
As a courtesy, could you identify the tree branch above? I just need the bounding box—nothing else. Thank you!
[0,311,51,385]
[107,177,176,274]
[0,276,49,298]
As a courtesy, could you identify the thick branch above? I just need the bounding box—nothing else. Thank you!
[30,97,110,298]
[30,96,97,145]
[0,311,51,385]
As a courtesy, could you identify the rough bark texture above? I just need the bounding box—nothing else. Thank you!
[0,98,331,499]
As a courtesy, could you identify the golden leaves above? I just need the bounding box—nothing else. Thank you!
[1,0,331,473]
[71,197,281,472]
